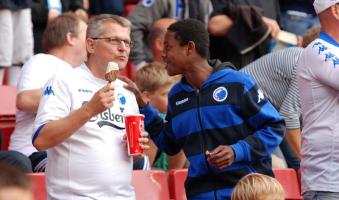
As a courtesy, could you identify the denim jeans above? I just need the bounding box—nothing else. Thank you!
[281,11,320,35]
[304,191,339,200]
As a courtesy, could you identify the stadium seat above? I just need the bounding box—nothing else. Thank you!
[273,168,303,200]
[297,168,301,193]
[27,173,47,200]
[168,169,188,200]
[0,85,16,150]
[132,170,171,200]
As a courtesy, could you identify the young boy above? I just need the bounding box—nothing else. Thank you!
[231,173,285,200]
[135,62,185,170]
[0,162,34,200]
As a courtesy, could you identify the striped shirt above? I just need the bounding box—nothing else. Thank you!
[241,47,303,129]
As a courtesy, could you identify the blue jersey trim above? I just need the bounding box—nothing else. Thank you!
[32,124,46,145]
[319,32,339,47]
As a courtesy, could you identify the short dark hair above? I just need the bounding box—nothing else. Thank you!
[168,19,209,58]
[42,13,83,52]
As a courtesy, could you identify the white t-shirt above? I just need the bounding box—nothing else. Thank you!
[297,32,339,193]
[9,53,72,156]
[34,63,138,200]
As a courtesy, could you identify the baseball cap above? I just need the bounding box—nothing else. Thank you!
[313,0,339,14]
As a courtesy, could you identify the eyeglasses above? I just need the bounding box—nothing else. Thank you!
[91,37,133,48]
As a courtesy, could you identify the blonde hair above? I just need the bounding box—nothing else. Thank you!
[136,62,176,92]
[231,173,285,200]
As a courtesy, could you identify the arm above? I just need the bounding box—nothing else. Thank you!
[310,42,339,89]
[120,75,182,155]
[279,63,302,159]
[33,82,115,151]
[208,15,234,36]
[285,128,301,159]
[16,89,42,113]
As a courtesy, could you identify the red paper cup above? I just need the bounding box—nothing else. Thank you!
[125,114,145,155]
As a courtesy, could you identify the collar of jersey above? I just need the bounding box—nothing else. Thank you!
[319,32,339,47]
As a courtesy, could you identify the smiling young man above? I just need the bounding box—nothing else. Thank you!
[122,19,285,200]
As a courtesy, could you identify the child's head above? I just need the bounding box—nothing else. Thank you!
[0,162,34,200]
[231,173,285,200]
[136,62,177,113]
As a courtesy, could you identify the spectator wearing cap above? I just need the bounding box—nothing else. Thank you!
[296,0,339,200]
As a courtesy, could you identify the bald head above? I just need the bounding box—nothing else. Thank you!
[148,18,177,63]
[148,18,177,47]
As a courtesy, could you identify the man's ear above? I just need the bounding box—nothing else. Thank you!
[142,90,151,102]
[331,4,339,20]
[154,37,164,51]
[66,32,75,46]
[186,41,195,56]
[86,38,95,54]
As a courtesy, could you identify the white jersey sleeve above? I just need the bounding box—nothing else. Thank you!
[304,40,339,90]
[33,69,73,136]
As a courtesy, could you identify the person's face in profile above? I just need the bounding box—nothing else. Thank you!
[162,31,188,76]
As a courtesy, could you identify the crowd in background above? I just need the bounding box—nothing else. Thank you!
[1,0,338,200]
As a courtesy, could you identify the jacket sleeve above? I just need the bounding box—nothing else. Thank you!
[140,104,182,155]
[231,76,285,162]
[127,0,170,65]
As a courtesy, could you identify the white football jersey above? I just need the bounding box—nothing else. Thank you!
[34,63,139,200]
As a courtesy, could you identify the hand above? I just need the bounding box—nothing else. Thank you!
[122,131,150,151]
[138,131,150,150]
[48,9,60,22]
[75,9,88,22]
[262,16,280,38]
[118,75,149,108]
[206,145,235,169]
[84,83,115,117]
[208,15,234,36]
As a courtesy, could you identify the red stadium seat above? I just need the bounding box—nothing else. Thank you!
[297,168,301,193]
[27,173,47,200]
[123,0,139,17]
[132,170,171,200]
[0,85,16,150]
[168,169,188,200]
[273,168,303,200]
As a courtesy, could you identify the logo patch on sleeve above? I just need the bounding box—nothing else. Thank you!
[213,87,228,102]
[43,86,55,96]
[142,0,154,7]
[257,89,265,103]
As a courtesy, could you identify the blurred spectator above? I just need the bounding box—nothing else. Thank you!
[148,18,177,64]
[231,173,285,200]
[301,25,321,48]
[135,62,186,170]
[88,0,124,17]
[0,145,32,172]
[209,0,281,69]
[297,1,339,199]
[31,0,87,54]
[0,162,33,200]
[279,0,319,36]
[9,13,87,172]
[127,0,213,68]
[0,0,33,85]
